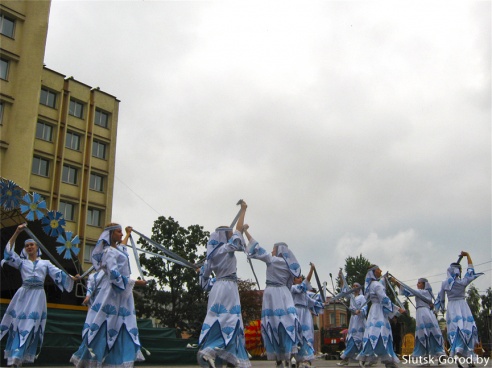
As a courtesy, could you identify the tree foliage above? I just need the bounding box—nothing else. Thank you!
[467,286,492,345]
[134,216,209,338]
[341,254,372,289]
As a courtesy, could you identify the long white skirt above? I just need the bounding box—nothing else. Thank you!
[261,285,300,361]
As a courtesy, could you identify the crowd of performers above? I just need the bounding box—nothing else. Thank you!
[0,200,484,368]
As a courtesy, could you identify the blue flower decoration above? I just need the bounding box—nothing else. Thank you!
[102,304,117,317]
[222,326,234,337]
[274,309,286,318]
[90,323,100,334]
[201,324,211,333]
[19,330,30,338]
[91,303,101,312]
[56,231,81,259]
[41,210,66,237]
[118,307,131,319]
[28,312,40,320]
[0,325,8,332]
[0,180,22,211]
[229,305,241,316]
[20,192,47,221]
[287,307,297,315]
[108,329,119,340]
[211,303,228,316]
[129,328,139,338]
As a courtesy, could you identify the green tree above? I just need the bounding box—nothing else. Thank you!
[339,254,372,289]
[135,216,209,338]
[465,285,492,347]
[479,287,492,345]
[466,285,481,318]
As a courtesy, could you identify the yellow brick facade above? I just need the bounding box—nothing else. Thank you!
[0,0,119,270]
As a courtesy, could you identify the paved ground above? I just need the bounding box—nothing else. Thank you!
[39,356,492,368]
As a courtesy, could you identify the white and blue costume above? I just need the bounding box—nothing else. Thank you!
[401,279,445,359]
[356,267,400,367]
[341,286,367,362]
[291,279,323,364]
[70,225,145,368]
[197,228,251,368]
[247,241,301,362]
[1,240,73,366]
[436,263,482,359]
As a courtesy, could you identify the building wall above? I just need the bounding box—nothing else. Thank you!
[0,0,119,271]
[319,302,348,329]
[0,0,51,186]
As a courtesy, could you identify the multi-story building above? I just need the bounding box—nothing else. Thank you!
[0,0,119,274]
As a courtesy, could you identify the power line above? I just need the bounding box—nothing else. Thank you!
[115,175,163,216]
[401,260,492,283]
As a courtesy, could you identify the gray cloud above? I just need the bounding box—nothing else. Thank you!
[45,0,491,295]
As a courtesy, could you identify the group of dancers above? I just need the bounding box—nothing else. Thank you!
[0,200,484,368]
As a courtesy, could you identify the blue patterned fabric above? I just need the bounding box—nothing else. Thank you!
[0,241,73,366]
[248,240,301,361]
[198,230,251,368]
[70,244,144,367]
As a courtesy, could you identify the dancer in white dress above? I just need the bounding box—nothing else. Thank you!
[0,223,74,367]
[291,263,318,367]
[436,251,482,365]
[391,276,445,362]
[356,265,405,368]
[338,283,367,366]
[244,225,301,368]
[197,201,251,368]
[70,224,147,368]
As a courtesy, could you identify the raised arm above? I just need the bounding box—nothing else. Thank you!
[121,226,132,245]
[7,223,26,251]
[461,251,472,265]
[235,201,247,232]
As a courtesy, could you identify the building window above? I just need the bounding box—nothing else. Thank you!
[0,58,9,80]
[0,101,3,125]
[330,313,336,326]
[62,164,78,185]
[95,109,109,128]
[0,14,15,38]
[40,88,57,108]
[69,99,84,118]
[92,140,107,159]
[59,201,75,221]
[89,173,104,192]
[65,131,81,151]
[32,156,49,177]
[87,208,102,227]
[84,243,95,262]
[36,121,53,142]
[340,313,347,327]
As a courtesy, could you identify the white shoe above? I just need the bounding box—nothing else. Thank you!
[338,360,349,366]
[203,354,216,368]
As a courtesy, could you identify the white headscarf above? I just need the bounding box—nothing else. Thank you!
[364,264,379,294]
[20,239,42,259]
[206,227,244,260]
[274,242,301,278]
[442,263,461,292]
[418,277,433,294]
[91,224,121,270]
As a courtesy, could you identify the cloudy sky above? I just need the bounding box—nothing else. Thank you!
[44,0,491,298]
